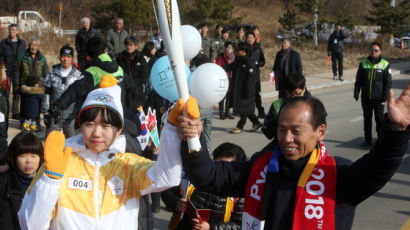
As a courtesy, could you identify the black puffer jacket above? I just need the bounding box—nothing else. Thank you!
[75,27,101,56]
[181,119,409,230]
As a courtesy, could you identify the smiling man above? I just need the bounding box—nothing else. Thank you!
[177,83,410,230]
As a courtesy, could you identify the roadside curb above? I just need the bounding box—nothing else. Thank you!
[261,68,409,100]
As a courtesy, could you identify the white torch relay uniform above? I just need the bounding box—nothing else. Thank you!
[18,84,183,230]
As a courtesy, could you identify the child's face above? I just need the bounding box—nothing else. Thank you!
[81,113,122,154]
[16,153,40,175]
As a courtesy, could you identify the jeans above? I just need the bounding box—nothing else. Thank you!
[200,108,213,153]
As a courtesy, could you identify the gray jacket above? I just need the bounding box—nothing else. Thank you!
[43,64,83,119]
[106,28,129,56]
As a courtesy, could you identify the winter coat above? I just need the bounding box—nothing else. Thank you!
[15,49,48,88]
[181,119,409,230]
[0,36,26,78]
[201,35,214,59]
[248,43,265,92]
[18,123,182,230]
[54,53,142,145]
[75,27,101,57]
[0,170,33,230]
[106,28,129,56]
[226,56,257,115]
[215,52,235,94]
[327,30,346,54]
[211,37,229,61]
[43,64,83,119]
[354,56,392,102]
[116,51,149,112]
[0,88,8,165]
[272,49,302,91]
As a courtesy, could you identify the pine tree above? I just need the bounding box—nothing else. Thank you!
[278,9,300,31]
[366,0,410,36]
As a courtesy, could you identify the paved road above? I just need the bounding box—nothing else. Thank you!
[153,74,410,230]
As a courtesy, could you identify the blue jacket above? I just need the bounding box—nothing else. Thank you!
[0,36,26,78]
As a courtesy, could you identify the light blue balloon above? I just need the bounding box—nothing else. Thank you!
[150,56,191,101]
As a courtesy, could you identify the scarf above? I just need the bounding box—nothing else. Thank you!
[242,142,336,230]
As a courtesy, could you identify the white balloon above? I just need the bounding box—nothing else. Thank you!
[181,25,202,61]
[189,63,229,108]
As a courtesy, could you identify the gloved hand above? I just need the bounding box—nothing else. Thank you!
[168,96,200,126]
[44,113,52,127]
[44,131,72,179]
[49,102,61,123]
[327,52,331,57]
[354,94,359,101]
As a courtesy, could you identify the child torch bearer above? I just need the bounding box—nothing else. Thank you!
[156,0,201,152]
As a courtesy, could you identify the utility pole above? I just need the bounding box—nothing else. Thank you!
[59,0,63,30]
[313,0,318,46]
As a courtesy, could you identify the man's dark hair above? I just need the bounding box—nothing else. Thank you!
[237,42,250,54]
[284,73,306,92]
[213,142,246,161]
[278,96,327,129]
[142,41,156,57]
[370,42,382,50]
[8,24,18,29]
[86,37,105,58]
[79,107,122,130]
[246,31,256,38]
[124,36,138,46]
[7,132,44,171]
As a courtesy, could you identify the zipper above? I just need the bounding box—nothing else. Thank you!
[94,157,99,229]
[369,65,375,99]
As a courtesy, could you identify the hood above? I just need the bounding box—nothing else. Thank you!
[88,53,120,73]
[65,134,126,166]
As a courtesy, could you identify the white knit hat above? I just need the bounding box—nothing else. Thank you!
[78,76,124,127]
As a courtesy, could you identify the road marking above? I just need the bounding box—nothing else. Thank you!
[350,116,363,122]
[401,218,410,230]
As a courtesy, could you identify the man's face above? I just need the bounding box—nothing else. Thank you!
[29,41,39,55]
[370,45,381,59]
[277,102,326,161]
[217,27,223,36]
[237,50,246,57]
[9,26,18,39]
[201,26,208,36]
[126,42,137,53]
[282,40,291,50]
[115,20,124,31]
[60,55,73,69]
[253,28,260,37]
[223,32,229,40]
[335,25,341,32]
[83,20,90,31]
[286,87,306,98]
[238,30,245,39]
[247,34,255,45]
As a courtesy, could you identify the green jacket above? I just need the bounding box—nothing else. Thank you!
[106,28,129,56]
[211,37,229,61]
[354,57,392,101]
[202,35,214,59]
[15,49,48,87]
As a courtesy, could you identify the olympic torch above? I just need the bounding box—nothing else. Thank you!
[156,0,201,152]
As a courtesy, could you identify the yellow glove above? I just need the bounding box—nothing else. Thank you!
[168,96,200,126]
[44,131,72,179]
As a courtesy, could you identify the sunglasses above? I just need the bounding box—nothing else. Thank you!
[370,49,380,53]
